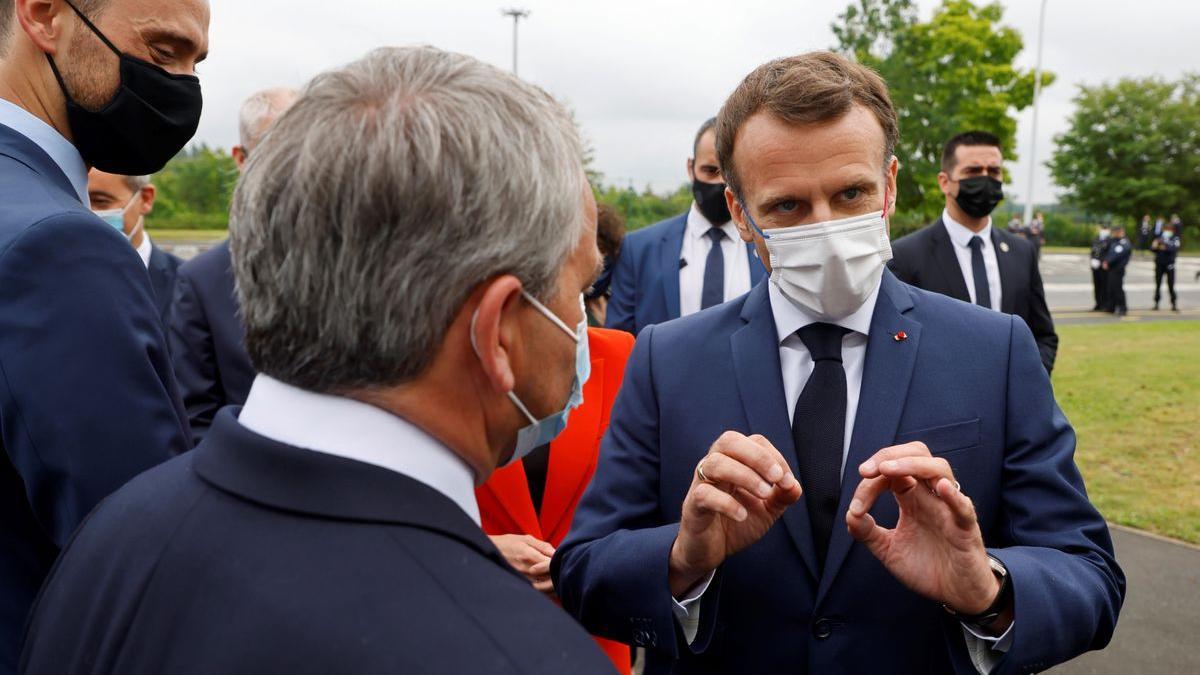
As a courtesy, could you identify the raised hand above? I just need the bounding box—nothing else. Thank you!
[668,432,803,597]
[845,442,1010,632]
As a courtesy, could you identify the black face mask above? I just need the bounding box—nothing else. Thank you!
[692,179,731,225]
[47,1,203,175]
[953,176,1004,219]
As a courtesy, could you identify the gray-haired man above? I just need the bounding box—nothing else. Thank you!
[21,46,614,674]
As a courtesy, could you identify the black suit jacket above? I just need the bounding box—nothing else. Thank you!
[167,240,256,445]
[0,124,190,673]
[889,219,1058,373]
[146,244,182,329]
[20,409,615,675]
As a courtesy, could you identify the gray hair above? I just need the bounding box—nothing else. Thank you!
[237,87,298,152]
[121,174,150,193]
[230,46,587,393]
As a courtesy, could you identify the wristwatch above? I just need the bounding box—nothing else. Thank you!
[943,555,1012,628]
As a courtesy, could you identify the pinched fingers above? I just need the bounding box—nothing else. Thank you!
[688,480,748,522]
[875,456,956,496]
[858,442,933,478]
[697,452,776,500]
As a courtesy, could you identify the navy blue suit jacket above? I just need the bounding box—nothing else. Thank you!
[167,240,255,445]
[147,244,182,329]
[20,410,615,675]
[605,212,766,335]
[0,124,190,673]
[555,271,1124,675]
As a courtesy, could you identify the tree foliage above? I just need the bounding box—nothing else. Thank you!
[833,0,1053,222]
[148,144,238,229]
[594,184,693,232]
[1049,75,1200,234]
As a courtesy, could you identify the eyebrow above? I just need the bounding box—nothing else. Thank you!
[755,177,877,209]
[141,27,207,63]
[88,190,119,201]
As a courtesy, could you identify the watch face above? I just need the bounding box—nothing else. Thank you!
[986,555,1007,577]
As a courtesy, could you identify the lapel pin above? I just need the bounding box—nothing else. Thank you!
[892,331,908,342]
[1000,242,1010,253]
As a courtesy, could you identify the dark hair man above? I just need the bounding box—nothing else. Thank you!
[1102,226,1133,316]
[86,169,181,326]
[0,1,205,668]
[1150,221,1180,311]
[888,131,1058,373]
[20,46,615,675]
[554,51,1122,675]
[605,117,766,335]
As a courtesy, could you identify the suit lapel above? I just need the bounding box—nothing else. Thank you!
[816,271,921,604]
[0,123,80,203]
[990,229,1018,314]
[930,220,971,303]
[730,284,819,580]
[539,358,605,541]
[659,217,685,320]
[147,247,173,317]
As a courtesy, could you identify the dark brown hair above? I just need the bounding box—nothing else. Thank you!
[715,51,898,197]
[596,202,626,261]
[941,131,1001,173]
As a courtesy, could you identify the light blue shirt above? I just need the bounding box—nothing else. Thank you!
[0,97,88,204]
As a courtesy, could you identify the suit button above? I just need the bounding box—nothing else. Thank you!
[812,618,833,640]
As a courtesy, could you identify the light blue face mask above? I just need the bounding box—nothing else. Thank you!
[471,291,590,467]
[92,193,139,239]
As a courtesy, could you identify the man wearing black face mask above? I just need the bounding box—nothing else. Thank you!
[889,131,1058,374]
[0,1,206,669]
[605,117,767,335]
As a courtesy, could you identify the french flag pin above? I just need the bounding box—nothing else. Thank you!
[892,331,908,342]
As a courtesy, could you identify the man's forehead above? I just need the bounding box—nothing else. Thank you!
[735,108,886,192]
[954,144,1003,166]
[124,0,211,49]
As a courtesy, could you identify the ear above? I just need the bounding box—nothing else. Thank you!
[885,156,899,217]
[470,275,525,397]
[936,169,953,196]
[728,187,753,244]
[138,184,156,215]
[15,0,69,55]
[231,146,248,171]
[686,157,696,183]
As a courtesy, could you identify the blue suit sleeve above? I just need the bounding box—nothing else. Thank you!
[166,269,220,446]
[989,316,1125,674]
[604,242,638,334]
[553,324,695,658]
[0,215,190,546]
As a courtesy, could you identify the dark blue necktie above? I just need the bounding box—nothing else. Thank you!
[700,227,726,310]
[968,236,992,309]
[792,322,849,570]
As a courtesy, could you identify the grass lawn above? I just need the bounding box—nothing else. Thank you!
[1054,320,1200,543]
[146,228,227,243]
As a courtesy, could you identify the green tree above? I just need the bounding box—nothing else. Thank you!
[833,0,1053,222]
[594,184,692,232]
[1049,75,1200,235]
[149,143,238,229]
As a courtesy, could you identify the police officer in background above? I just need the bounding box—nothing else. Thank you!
[1103,226,1133,317]
[1089,224,1112,312]
[1151,222,1181,311]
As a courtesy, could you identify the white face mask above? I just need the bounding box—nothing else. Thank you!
[741,200,892,320]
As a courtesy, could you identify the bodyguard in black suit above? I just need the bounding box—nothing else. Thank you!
[21,46,615,675]
[889,132,1058,373]
[0,2,205,671]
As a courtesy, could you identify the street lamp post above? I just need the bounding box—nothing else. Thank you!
[500,8,531,76]
[1023,0,1048,227]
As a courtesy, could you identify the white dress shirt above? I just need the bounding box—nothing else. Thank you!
[238,374,481,525]
[0,97,89,204]
[678,203,752,316]
[671,274,1011,673]
[135,232,153,269]
[942,209,1002,312]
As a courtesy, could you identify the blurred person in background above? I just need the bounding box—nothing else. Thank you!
[87,169,181,327]
[1102,226,1132,316]
[585,202,625,326]
[1137,214,1152,251]
[168,86,297,445]
[1150,221,1181,311]
[1089,224,1112,312]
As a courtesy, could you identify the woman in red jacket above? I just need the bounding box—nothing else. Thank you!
[478,327,634,673]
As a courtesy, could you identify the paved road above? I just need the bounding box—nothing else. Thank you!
[1040,251,1200,321]
[1052,526,1200,674]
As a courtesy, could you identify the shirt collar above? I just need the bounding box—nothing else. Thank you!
[942,208,993,249]
[687,202,738,241]
[768,275,880,345]
[0,98,89,204]
[136,231,153,269]
[237,375,481,525]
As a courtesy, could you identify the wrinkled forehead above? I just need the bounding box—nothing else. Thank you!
[121,0,211,50]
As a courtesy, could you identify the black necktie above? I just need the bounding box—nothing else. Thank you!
[792,322,849,570]
[968,236,992,309]
[700,227,726,310]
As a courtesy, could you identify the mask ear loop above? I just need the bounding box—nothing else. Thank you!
[469,305,540,426]
[737,197,771,240]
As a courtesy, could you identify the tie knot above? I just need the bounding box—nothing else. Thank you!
[968,235,984,251]
[706,227,727,244]
[798,322,849,362]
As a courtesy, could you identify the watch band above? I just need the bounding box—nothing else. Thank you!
[943,555,1011,627]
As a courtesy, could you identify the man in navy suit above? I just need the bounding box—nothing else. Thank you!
[555,51,1123,675]
[21,46,615,675]
[168,87,297,444]
[888,132,1058,374]
[0,1,206,671]
[86,169,182,327]
[605,117,767,335]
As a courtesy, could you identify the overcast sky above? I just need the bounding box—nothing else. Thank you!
[194,0,1197,207]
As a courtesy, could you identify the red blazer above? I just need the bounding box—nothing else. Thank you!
[477,327,635,673]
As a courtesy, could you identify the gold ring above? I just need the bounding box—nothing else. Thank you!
[697,460,712,483]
